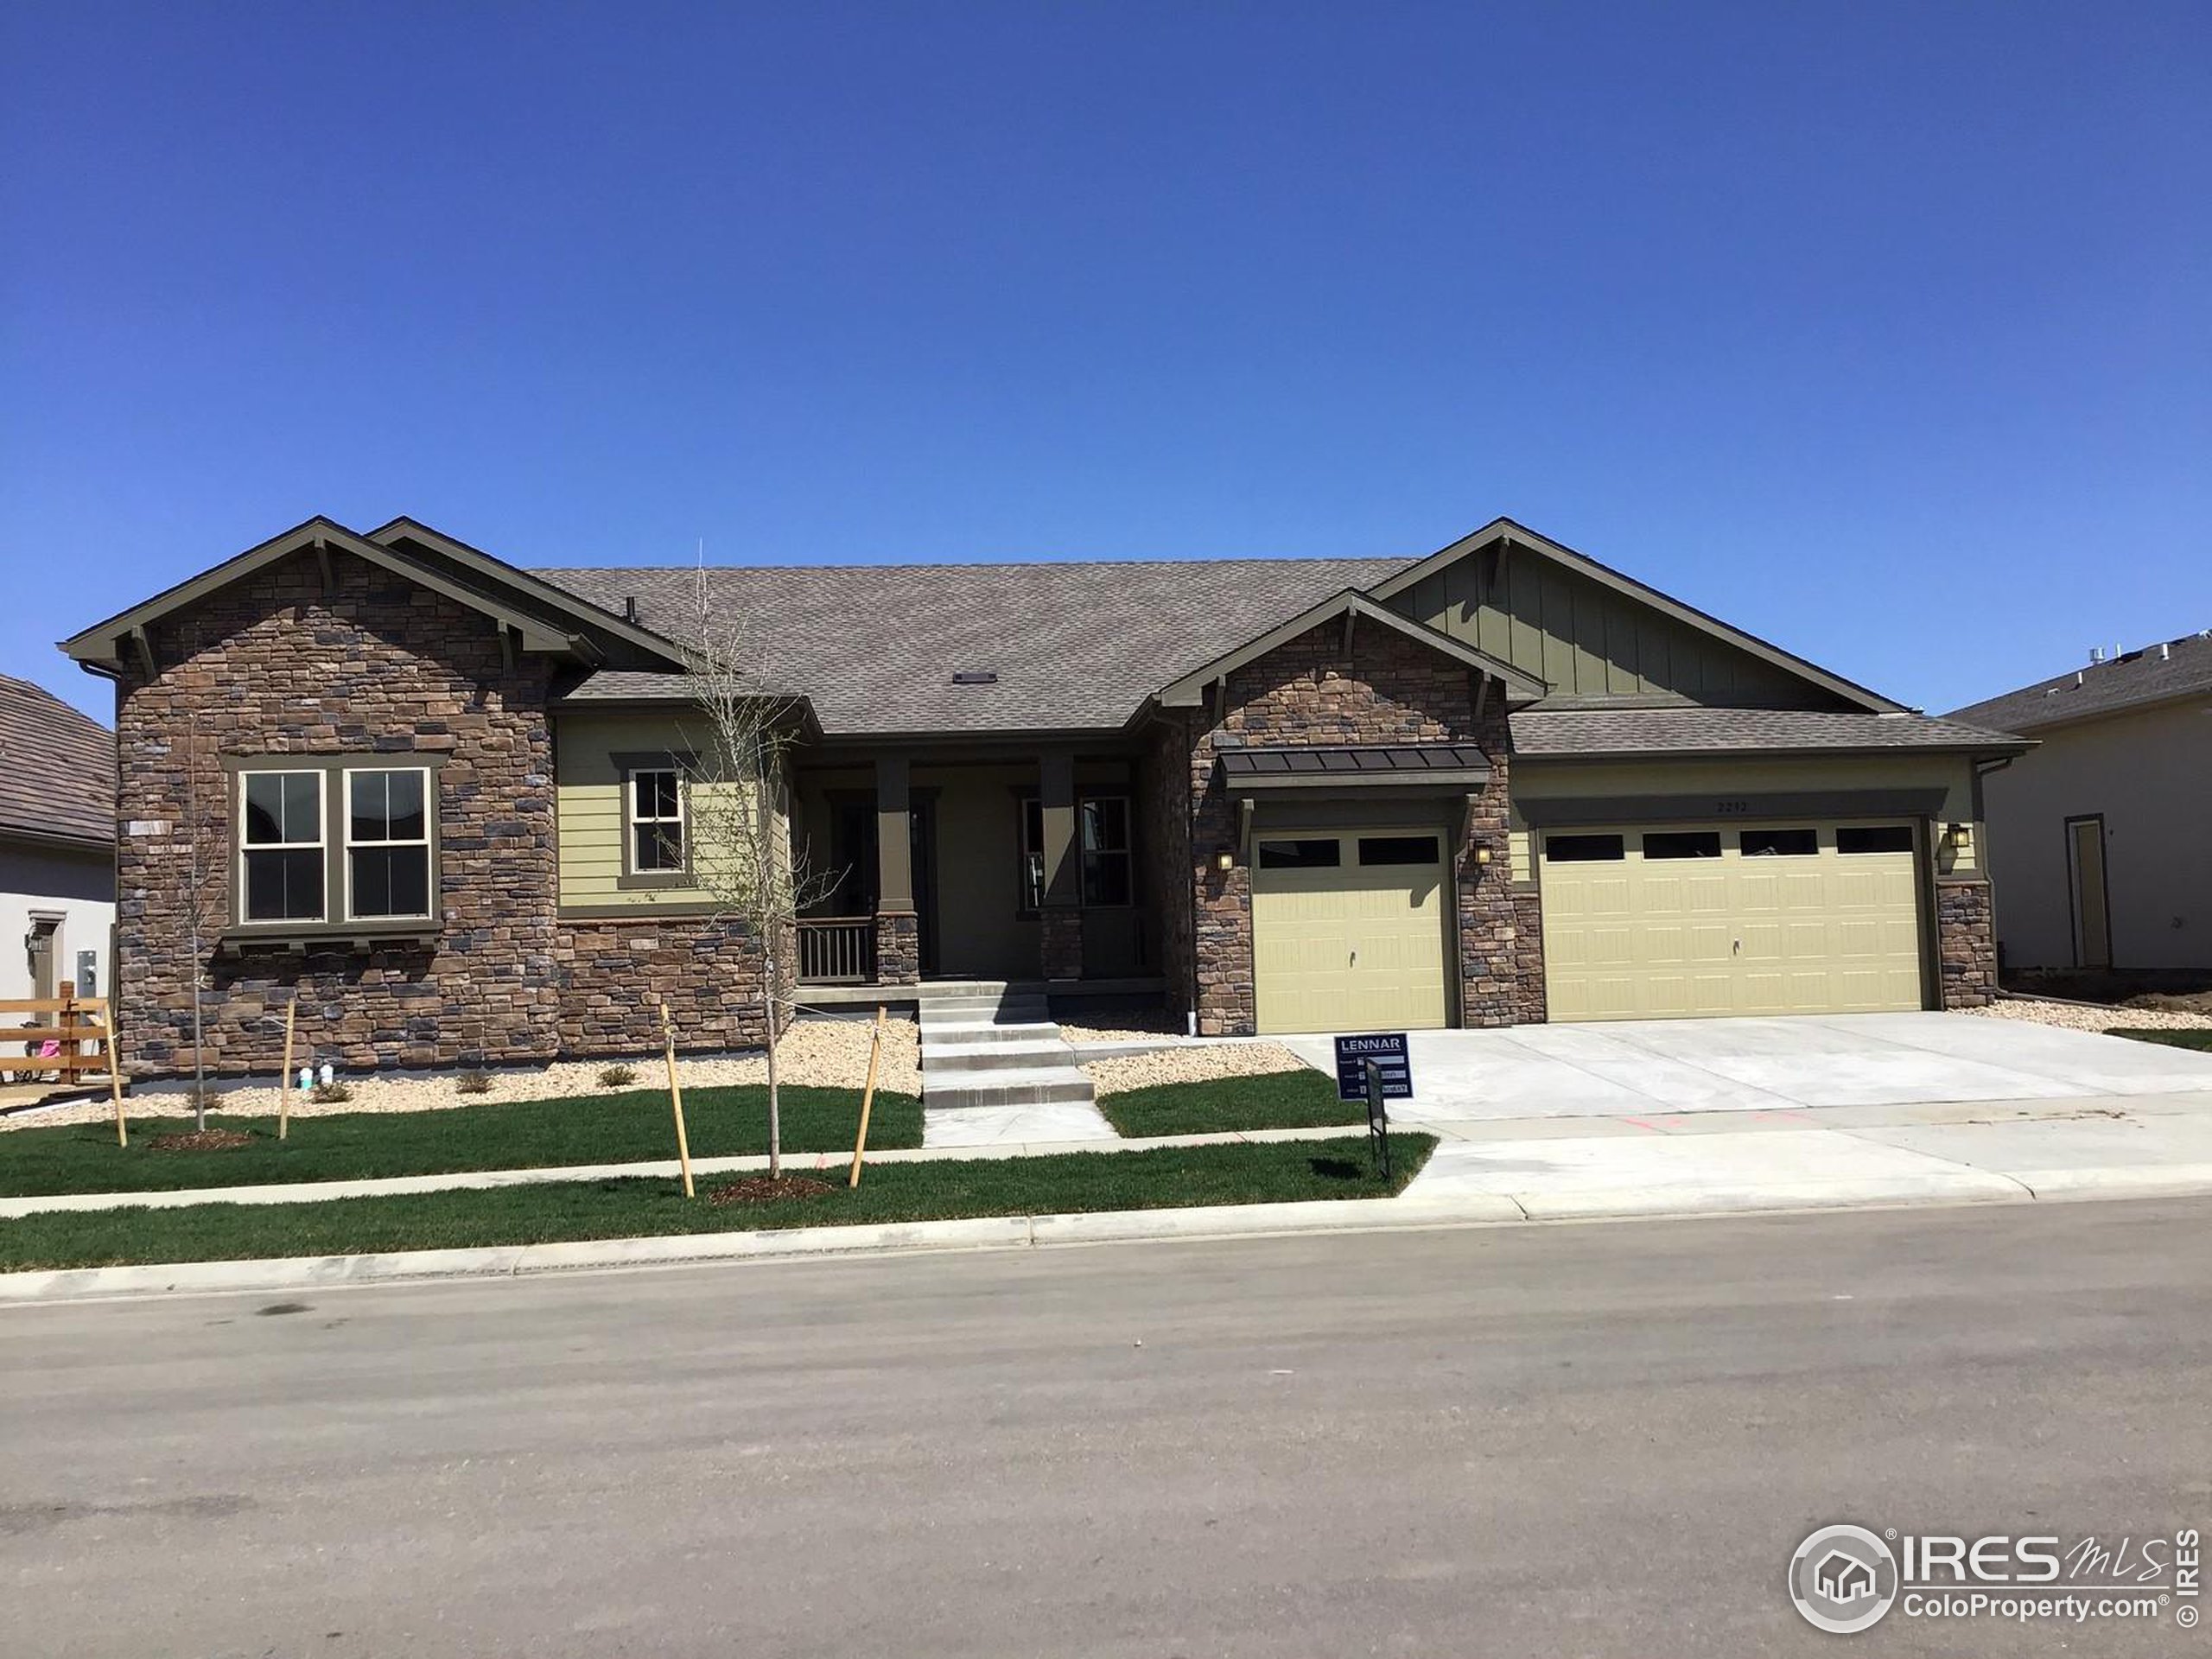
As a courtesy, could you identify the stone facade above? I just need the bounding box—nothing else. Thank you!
[1039,906,1084,982]
[555,914,776,1054]
[874,909,920,985]
[112,547,779,1078]
[1510,888,1548,1024]
[1171,620,1535,1036]
[1935,879,1999,1008]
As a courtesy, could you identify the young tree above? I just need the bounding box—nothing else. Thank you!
[680,574,834,1179]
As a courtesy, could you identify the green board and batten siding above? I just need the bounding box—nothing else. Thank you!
[1389,552,1825,706]
[555,709,772,912]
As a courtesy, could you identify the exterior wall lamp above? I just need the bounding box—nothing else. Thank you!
[1216,850,1235,872]
[1473,845,1493,866]
[1947,823,1973,850]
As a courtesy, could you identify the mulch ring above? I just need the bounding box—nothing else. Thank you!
[706,1174,836,1207]
[148,1128,254,1153]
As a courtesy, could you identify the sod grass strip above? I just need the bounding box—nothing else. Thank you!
[0,1135,1435,1270]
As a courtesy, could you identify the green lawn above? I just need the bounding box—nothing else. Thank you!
[2108,1028,2212,1052]
[1097,1066,1358,1138]
[0,1085,922,1198]
[0,1135,1434,1271]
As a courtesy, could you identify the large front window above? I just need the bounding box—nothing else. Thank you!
[346,768,433,919]
[1020,795,1132,909]
[240,771,325,922]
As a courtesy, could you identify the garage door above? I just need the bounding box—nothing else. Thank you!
[1252,830,1450,1034]
[1540,821,1926,1021]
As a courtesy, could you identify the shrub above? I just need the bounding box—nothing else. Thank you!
[454,1070,493,1096]
[597,1064,639,1088]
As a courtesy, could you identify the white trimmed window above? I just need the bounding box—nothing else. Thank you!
[239,770,327,923]
[628,768,687,874]
[346,768,433,919]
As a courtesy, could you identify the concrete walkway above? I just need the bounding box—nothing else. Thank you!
[916,983,1118,1147]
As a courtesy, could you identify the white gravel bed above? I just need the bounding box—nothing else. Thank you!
[1081,1040,1313,1097]
[1,1016,922,1133]
[1964,999,2212,1033]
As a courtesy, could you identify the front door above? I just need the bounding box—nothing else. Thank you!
[28,917,60,1001]
[2068,815,2112,969]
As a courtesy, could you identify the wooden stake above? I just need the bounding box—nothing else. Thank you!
[278,995,298,1141]
[661,998,695,1198]
[105,1008,127,1149]
[849,1005,887,1189]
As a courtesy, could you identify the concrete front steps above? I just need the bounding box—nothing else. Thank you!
[917,985,1116,1145]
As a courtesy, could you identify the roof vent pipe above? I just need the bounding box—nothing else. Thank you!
[624,596,639,624]
[2088,646,2106,664]
[2161,642,2172,661]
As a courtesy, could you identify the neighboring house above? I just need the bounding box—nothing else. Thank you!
[60,514,2026,1079]
[1947,632,2212,975]
[0,673,116,1005]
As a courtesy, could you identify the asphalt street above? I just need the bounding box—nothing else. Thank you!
[5,1201,2211,1657]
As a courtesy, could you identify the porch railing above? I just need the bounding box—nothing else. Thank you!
[797,916,875,984]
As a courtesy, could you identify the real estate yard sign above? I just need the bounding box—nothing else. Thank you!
[1332,1033,1411,1181]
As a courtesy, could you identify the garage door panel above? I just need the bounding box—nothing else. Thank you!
[1253,830,1448,1034]
[1541,820,1927,1021]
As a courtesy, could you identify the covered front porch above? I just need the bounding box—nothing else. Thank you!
[791,745,1160,989]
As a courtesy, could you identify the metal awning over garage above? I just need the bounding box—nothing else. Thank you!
[1218,744,1492,790]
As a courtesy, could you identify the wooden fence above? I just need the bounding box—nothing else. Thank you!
[1,982,118,1087]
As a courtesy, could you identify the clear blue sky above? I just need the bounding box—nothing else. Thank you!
[5,3,2206,725]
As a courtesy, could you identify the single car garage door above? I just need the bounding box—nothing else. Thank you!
[1540,821,1926,1020]
[1252,830,1450,1034]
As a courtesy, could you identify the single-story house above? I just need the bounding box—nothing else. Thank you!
[61,514,2027,1078]
[1947,631,2212,974]
[0,673,116,1005]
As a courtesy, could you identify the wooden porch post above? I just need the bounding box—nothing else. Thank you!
[873,754,919,982]
[1038,750,1083,981]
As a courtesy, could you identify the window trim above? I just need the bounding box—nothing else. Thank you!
[343,766,435,922]
[220,753,448,944]
[618,759,694,889]
[237,767,329,926]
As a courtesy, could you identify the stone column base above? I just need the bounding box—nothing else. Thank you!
[874,911,920,985]
[1936,880,1997,1007]
[1040,907,1083,982]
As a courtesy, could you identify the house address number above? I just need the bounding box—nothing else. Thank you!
[1713,799,1751,815]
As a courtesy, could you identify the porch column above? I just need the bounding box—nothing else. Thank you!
[874,754,919,983]
[1038,749,1083,982]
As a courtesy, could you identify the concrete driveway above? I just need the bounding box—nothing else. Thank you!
[1281,1012,2212,1122]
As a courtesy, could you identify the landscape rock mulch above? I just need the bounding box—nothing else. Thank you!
[0,1016,924,1134]
[1081,1040,1314,1097]
[1966,1000,2212,1033]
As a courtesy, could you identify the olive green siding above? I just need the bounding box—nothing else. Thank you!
[1508,753,1984,880]
[554,709,774,912]
[1388,552,1834,706]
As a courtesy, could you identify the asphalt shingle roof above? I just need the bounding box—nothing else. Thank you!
[536,558,1405,735]
[0,674,114,846]
[1945,631,2212,735]
[1507,706,2022,759]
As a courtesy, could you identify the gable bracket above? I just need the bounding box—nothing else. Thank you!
[127,626,156,678]
[1472,671,1492,725]
[313,535,335,598]
[1237,796,1255,864]
[1342,608,1356,657]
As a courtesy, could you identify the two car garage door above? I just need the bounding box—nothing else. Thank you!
[1539,821,1927,1020]
[1249,817,1929,1032]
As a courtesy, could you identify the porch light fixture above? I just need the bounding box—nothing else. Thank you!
[1947,823,1973,850]
[1215,850,1235,872]
[1472,845,1493,867]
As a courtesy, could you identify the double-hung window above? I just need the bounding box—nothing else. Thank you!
[346,768,433,919]
[241,771,327,923]
[1078,797,1131,906]
[628,767,687,875]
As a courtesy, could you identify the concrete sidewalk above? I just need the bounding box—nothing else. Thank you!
[6,1090,2212,1303]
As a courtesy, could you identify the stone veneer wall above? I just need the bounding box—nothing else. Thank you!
[1935,879,1998,1008]
[1510,890,1548,1024]
[1137,718,1196,1021]
[112,547,777,1078]
[874,910,920,986]
[1177,620,1532,1036]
